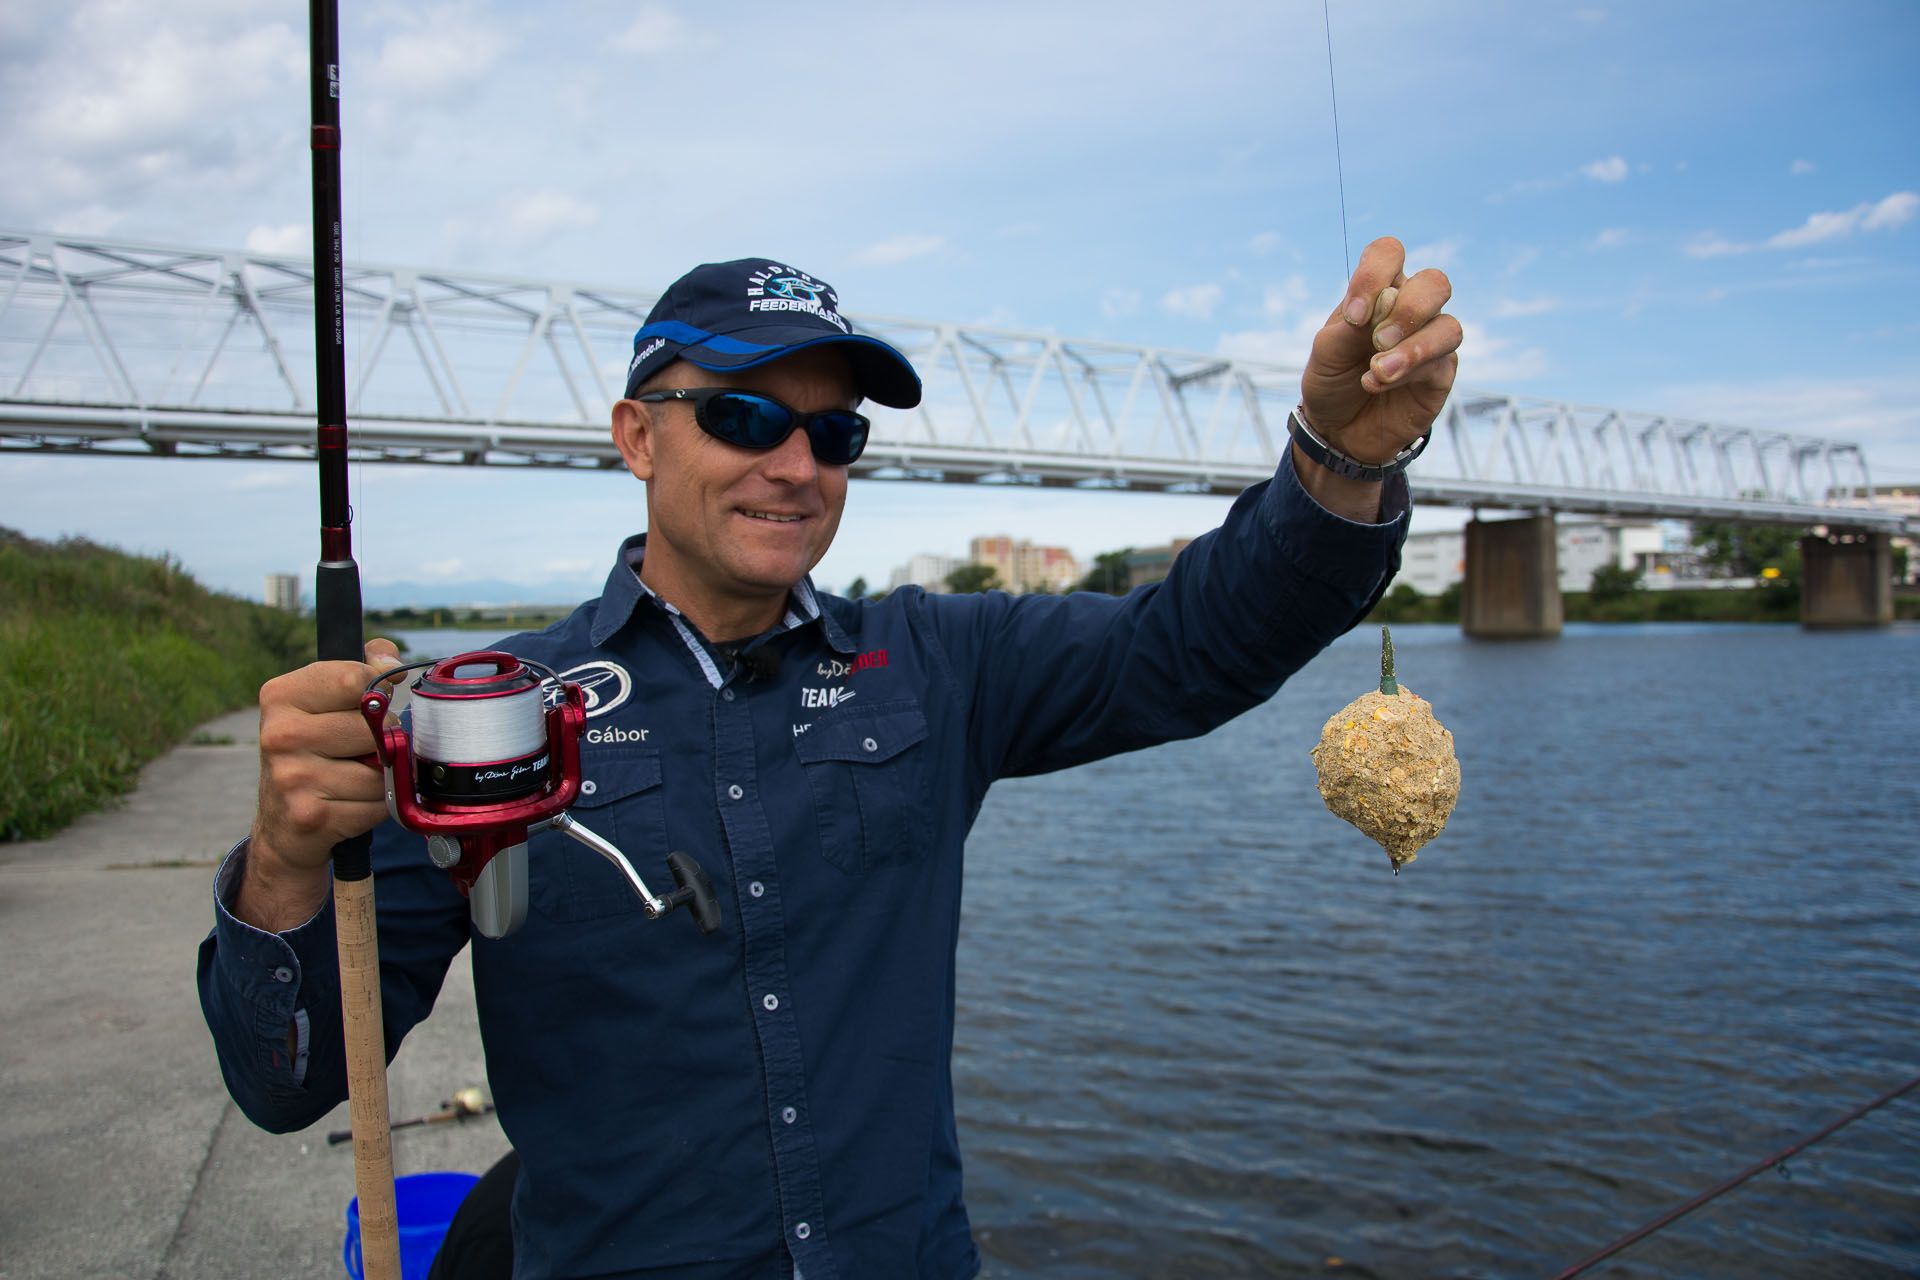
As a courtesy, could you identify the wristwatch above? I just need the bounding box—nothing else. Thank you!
[1287,407,1430,482]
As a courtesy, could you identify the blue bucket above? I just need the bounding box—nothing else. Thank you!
[343,1171,482,1280]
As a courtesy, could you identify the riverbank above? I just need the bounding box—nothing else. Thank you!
[1368,582,1920,625]
[0,529,308,841]
[0,705,504,1278]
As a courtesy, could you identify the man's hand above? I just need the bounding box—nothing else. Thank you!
[1301,236,1462,467]
[236,639,402,932]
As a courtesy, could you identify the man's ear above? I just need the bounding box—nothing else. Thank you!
[611,398,655,482]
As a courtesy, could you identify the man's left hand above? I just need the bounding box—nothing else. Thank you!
[1300,236,1462,465]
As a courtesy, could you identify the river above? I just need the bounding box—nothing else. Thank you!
[392,621,1920,1278]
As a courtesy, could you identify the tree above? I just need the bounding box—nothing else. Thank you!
[1074,548,1133,595]
[944,563,1000,594]
[845,576,869,600]
[1588,562,1643,602]
[1691,520,1804,582]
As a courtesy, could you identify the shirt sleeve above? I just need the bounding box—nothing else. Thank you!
[917,446,1409,788]
[195,821,472,1134]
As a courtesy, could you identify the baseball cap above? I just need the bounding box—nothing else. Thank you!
[623,259,922,409]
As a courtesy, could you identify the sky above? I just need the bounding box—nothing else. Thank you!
[1,0,1916,603]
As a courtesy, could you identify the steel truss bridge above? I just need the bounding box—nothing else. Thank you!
[0,230,1906,533]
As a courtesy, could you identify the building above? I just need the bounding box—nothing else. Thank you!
[1123,539,1194,590]
[1394,519,1693,596]
[264,573,301,612]
[886,553,963,594]
[964,535,1080,594]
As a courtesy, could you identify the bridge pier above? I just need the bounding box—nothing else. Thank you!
[1800,530,1893,628]
[1463,514,1562,639]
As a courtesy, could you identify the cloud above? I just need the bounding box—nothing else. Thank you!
[503,189,600,239]
[1590,227,1630,250]
[365,5,510,102]
[614,4,691,54]
[1581,155,1629,183]
[1688,191,1917,257]
[1215,314,1320,368]
[849,233,946,266]
[1492,296,1558,318]
[1249,230,1285,257]
[1101,287,1140,319]
[1405,239,1461,271]
[1161,282,1223,320]
[245,223,308,255]
[1262,275,1312,319]
[1790,158,1817,176]
[1455,319,1548,383]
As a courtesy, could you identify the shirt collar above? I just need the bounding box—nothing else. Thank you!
[588,533,851,654]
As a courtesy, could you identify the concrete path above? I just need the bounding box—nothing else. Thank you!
[0,708,507,1280]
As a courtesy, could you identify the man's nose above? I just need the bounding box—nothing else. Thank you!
[759,425,819,484]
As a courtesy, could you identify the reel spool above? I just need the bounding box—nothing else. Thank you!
[362,652,719,940]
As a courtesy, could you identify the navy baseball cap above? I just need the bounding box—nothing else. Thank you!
[623,259,922,409]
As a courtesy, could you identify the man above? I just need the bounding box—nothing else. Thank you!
[200,238,1459,1279]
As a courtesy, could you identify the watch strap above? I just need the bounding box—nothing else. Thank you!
[1287,408,1429,481]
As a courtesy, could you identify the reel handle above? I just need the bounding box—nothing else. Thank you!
[664,851,722,936]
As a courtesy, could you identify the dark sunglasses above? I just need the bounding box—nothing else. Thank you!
[634,387,870,466]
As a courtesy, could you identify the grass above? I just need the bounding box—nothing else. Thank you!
[0,528,309,842]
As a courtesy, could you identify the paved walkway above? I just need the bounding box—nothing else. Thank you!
[0,708,507,1279]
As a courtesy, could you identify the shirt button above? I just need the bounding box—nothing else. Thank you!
[795,1222,811,1241]
[580,779,597,796]
[781,1106,797,1124]
[862,737,878,752]
[722,688,735,702]
[272,966,293,983]
[762,993,779,1011]
[728,784,744,800]
[749,881,765,898]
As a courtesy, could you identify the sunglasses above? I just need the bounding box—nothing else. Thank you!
[634,387,871,466]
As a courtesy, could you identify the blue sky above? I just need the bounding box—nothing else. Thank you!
[1,0,1915,601]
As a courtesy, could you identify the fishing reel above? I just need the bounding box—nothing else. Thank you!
[361,652,720,940]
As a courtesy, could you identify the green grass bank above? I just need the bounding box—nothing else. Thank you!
[1,529,308,841]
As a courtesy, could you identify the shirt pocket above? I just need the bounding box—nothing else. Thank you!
[793,700,930,876]
[530,747,667,922]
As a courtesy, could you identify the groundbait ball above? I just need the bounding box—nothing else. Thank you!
[1312,626,1460,871]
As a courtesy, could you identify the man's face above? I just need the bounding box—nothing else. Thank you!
[613,347,856,624]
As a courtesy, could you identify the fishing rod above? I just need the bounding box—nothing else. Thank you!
[1551,1068,1920,1278]
[308,1,401,1276]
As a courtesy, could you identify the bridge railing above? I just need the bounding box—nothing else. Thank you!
[0,229,1899,530]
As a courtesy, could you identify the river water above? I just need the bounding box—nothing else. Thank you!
[394,622,1920,1278]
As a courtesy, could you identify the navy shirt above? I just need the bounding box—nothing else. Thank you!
[199,452,1407,1279]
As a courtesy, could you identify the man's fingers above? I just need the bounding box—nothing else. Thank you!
[1371,268,1452,352]
[365,637,402,668]
[1360,313,1464,394]
[1334,237,1407,327]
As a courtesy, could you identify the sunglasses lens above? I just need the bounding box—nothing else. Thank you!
[807,412,869,465]
[703,393,795,449]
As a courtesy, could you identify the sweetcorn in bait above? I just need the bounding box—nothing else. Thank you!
[1312,627,1460,870]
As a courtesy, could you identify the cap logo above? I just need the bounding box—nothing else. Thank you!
[744,264,849,333]
[627,335,667,382]
[764,275,823,303]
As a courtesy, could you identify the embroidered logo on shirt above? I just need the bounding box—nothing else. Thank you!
[801,686,857,710]
[557,660,633,718]
[815,649,888,679]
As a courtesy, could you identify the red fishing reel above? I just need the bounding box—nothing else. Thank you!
[361,652,718,939]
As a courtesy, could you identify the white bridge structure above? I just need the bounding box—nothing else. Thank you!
[0,230,1905,630]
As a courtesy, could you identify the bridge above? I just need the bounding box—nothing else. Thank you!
[1,230,1905,631]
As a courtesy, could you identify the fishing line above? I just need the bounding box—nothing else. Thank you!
[1551,1068,1920,1278]
[1321,0,1351,279]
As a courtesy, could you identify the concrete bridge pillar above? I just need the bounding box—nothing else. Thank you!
[1800,530,1893,628]
[1463,514,1562,639]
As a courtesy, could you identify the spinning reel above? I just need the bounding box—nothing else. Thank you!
[361,652,719,940]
